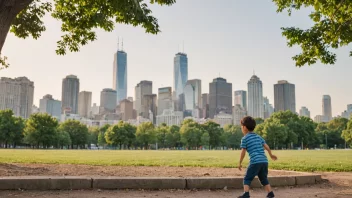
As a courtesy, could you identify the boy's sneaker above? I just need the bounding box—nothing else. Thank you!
[237,192,250,198]
[267,191,275,198]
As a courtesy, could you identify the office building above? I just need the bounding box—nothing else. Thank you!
[135,81,153,116]
[142,94,157,124]
[299,106,311,118]
[234,90,247,110]
[274,80,296,113]
[156,109,184,126]
[90,103,100,118]
[120,99,134,121]
[61,75,79,114]
[0,77,34,118]
[201,93,209,118]
[209,77,232,118]
[314,115,329,123]
[213,112,233,127]
[100,88,117,114]
[184,79,201,111]
[39,94,62,120]
[247,75,264,119]
[158,87,173,115]
[264,97,274,119]
[233,104,247,125]
[78,91,92,118]
[173,52,188,99]
[322,95,332,121]
[113,47,127,104]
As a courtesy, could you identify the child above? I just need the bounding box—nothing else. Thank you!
[238,116,277,198]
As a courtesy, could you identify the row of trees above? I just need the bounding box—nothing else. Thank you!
[0,109,352,149]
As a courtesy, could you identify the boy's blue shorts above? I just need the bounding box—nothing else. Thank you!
[244,163,269,186]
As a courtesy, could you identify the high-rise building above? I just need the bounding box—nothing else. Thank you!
[247,75,264,119]
[39,94,61,120]
[209,77,232,118]
[274,80,296,113]
[184,79,202,111]
[173,52,188,100]
[135,81,152,116]
[158,87,173,115]
[233,104,247,125]
[0,77,34,118]
[156,109,184,126]
[234,90,247,110]
[299,106,311,118]
[263,97,274,119]
[113,48,127,104]
[100,88,117,114]
[78,91,92,118]
[314,115,329,123]
[32,105,40,114]
[342,104,352,119]
[90,103,100,118]
[201,93,209,118]
[142,94,157,124]
[322,95,332,121]
[214,112,233,127]
[61,75,80,114]
[120,99,133,121]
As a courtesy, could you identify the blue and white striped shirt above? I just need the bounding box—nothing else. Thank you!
[240,132,268,165]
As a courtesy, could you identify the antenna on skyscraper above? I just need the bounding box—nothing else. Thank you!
[122,38,124,51]
[117,37,120,50]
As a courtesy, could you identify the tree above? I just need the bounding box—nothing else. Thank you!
[0,110,25,148]
[123,122,136,149]
[202,121,223,149]
[59,120,89,149]
[180,119,203,149]
[342,118,352,148]
[326,117,348,148]
[273,0,352,66]
[88,126,99,147]
[155,123,169,149]
[56,130,71,149]
[262,121,288,149]
[166,125,181,149]
[23,113,58,148]
[201,132,210,149]
[254,118,264,125]
[98,124,110,146]
[222,125,243,149]
[136,122,156,149]
[105,121,131,149]
[0,0,176,69]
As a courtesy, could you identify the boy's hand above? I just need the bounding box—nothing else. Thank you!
[238,164,242,171]
[270,154,278,161]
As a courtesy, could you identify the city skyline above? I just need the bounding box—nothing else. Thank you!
[2,0,351,118]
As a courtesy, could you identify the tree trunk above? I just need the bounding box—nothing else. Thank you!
[0,0,34,53]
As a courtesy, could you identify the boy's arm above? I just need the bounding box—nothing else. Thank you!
[238,148,246,170]
[263,143,278,160]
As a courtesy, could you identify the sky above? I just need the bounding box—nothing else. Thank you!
[1,0,351,118]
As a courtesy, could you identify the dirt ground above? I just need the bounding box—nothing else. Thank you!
[0,163,300,177]
[0,163,351,198]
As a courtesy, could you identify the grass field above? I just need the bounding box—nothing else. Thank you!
[0,149,351,172]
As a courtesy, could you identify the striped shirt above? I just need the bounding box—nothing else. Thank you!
[240,132,268,165]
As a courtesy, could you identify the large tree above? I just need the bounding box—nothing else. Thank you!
[0,109,25,148]
[202,121,223,149]
[58,119,89,149]
[0,0,175,69]
[136,122,156,149]
[273,0,352,66]
[342,118,352,148]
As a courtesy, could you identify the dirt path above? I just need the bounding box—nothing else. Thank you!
[0,163,299,177]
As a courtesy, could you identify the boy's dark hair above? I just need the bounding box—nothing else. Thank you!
[241,116,256,131]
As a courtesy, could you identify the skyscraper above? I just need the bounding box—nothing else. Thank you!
[120,99,134,121]
[299,106,311,118]
[39,94,61,120]
[158,87,173,115]
[263,97,274,119]
[184,79,202,111]
[173,52,188,99]
[113,47,127,104]
[78,91,92,118]
[247,75,264,119]
[135,81,153,116]
[100,88,117,114]
[61,75,80,114]
[201,93,209,118]
[322,95,332,121]
[274,80,296,113]
[209,77,232,118]
[233,104,247,125]
[234,90,247,110]
[0,77,34,118]
[142,94,157,124]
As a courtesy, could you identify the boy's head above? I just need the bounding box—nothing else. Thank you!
[240,116,256,134]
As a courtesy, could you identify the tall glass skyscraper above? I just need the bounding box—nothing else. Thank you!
[247,75,264,119]
[173,53,188,99]
[113,50,127,104]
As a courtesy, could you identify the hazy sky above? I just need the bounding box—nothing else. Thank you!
[2,0,351,118]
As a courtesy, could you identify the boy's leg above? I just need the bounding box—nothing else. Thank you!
[239,164,259,197]
[258,163,274,197]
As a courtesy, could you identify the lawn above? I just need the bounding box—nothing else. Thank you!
[0,149,351,172]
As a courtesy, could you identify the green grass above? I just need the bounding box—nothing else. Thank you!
[0,150,351,172]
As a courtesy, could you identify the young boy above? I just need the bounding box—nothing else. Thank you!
[238,116,277,198]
